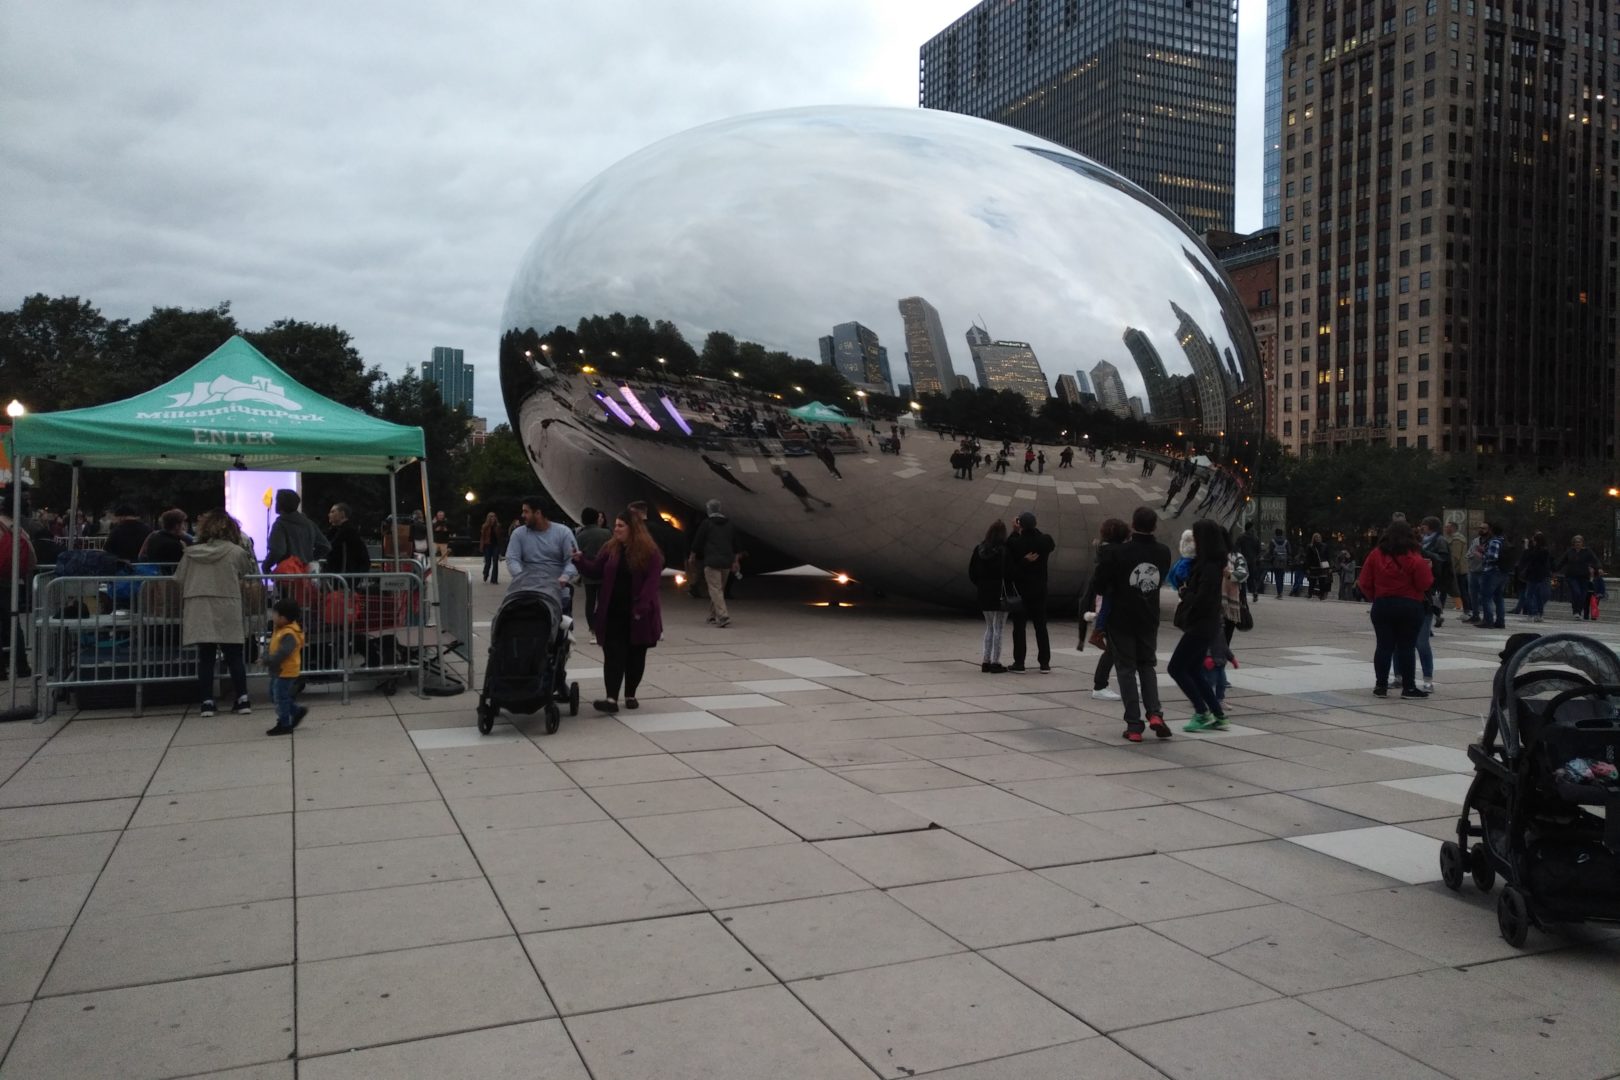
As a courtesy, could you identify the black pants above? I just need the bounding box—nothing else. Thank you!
[482,546,500,582]
[1092,651,1114,690]
[1011,591,1050,667]
[1370,596,1424,689]
[196,642,247,704]
[584,584,601,629]
[602,636,649,700]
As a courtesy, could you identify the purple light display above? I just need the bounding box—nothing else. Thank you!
[617,385,661,431]
[594,392,635,427]
[658,395,693,435]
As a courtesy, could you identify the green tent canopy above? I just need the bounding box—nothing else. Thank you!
[12,336,424,474]
[787,401,858,425]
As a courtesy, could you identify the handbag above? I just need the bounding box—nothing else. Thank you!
[1001,582,1025,617]
[1172,599,1189,630]
[1237,592,1254,632]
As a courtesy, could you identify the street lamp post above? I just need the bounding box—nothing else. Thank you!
[5,400,26,711]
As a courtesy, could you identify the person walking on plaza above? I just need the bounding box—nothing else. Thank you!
[1078,518,1131,700]
[1518,532,1553,623]
[1095,506,1173,741]
[506,497,579,607]
[1471,521,1507,629]
[689,499,740,628]
[1557,535,1601,620]
[479,511,506,584]
[263,490,330,573]
[1464,526,1485,621]
[968,519,1011,673]
[1357,520,1434,699]
[572,511,664,713]
[325,503,371,578]
[1172,519,1232,732]
[1444,520,1469,616]
[573,508,611,640]
[1005,511,1055,673]
[137,509,191,567]
[771,465,832,512]
[1267,528,1290,597]
[1236,526,1262,602]
[1304,532,1332,599]
[1414,516,1455,693]
[262,598,307,736]
[177,510,260,718]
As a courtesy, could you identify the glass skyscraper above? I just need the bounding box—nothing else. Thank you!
[920,0,1238,233]
[1261,0,1291,226]
[422,346,473,414]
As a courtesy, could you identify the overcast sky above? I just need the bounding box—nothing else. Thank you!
[2,1,1265,423]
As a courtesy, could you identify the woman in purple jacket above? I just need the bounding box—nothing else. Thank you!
[572,510,665,712]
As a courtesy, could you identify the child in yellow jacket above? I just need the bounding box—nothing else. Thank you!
[265,598,307,736]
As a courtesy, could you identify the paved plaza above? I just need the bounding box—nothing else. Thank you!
[2,564,1618,1079]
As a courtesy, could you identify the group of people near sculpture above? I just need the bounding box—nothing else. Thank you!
[968,506,1607,742]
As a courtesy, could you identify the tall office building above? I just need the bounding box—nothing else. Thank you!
[1210,228,1280,438]
[1055,373,1083,405]
[823,322,889,390]
[1072,369,1094,398]
[1263,0,1292,226]
[897,296,957,396]
[1122,327,1177,421]
[1277,0,1618,459]
[422,346,473,414]
[1089,359,1129,413]
[919,0,1239,232]
[966,325,1051,403]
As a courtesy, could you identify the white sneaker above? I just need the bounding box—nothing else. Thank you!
[1420,680,1434,693]
[1091,688,1122,701]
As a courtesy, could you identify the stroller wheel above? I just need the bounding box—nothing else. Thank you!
[1469,844,1496,893]
[1497,886,1531,947]
[477,706,494,735]
[569,682,580,717]
[1439,841,1465,892]
[544,703,561,735]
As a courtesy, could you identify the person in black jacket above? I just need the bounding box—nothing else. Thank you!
[1173,519,1231,732]
[1004,511,1055,672]
[968,519,1011,673]
[137,508,190,567]
[1077,518,1131,699]
[1094,505,1173,741]
[324,503,371,578]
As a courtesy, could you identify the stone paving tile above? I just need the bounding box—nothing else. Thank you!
[1106,766,1268,803]
[621,805,798,856]
[791,952,1095,1079]
[295,833,480,896]
[296,878,511,961]
[1187,792,1381,838]
[1114,997,1448,1080]
[1075,804,1273,851]
[1298,884,1572,967]
[815,829,1019,887]
[108,812,289,866]
[293,769,442,811]
[298,1019,589,1080]
[128,784,290,828]
[890,870,1130,948]
[673,745,815,776]
[559,753,699,786]
[294,799,458,848]
[445,787,607,832]
[0,871,99,933]
[985,926,1278,1033]
[0,797,136,841]
[932,751,1077,783]
[954,814,1154,868]
[586,777,744,818]
[0,830,119,878]
[0,925,68,1004]
[296,937,552,1057]
[833,761,984,792]
[4,967,294,1080]
[80,852,290,920]
[662,841,869,908]
[881,784,1058,826]
[564,984,873,1080]
[1040,852,1274,922]
[716,767,933,838]
[720,889,965,979]
[428,760,575,796]
[44,898,294,994]
[1168,840,1406,902]
[998,774,1168,813]
[524,913,774,1014]
[912,1038,1167,1079]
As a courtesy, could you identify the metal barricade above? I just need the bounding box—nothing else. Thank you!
[34,565,430,716]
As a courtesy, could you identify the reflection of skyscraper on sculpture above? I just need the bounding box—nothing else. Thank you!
[1089,360,1131,417]
[1122,327,1176,423]
[1055,373,1083,405]
[897,297,956,396]
[1072,369,1094,398]
[821,321,889,391]
[1171,301,1228,433]
[965,324,1050,403]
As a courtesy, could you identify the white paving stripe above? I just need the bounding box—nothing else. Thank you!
[736,678,823,693]
[757,657,866,678]
[682,694,782,710]
[736,457,759,473]
[1379,773,1475,804]
[410,724,526,749]
[619,711,732,733]
[1366,744,1474,773]
[1288,824,1441,884]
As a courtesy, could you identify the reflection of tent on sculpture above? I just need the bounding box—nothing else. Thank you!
[787,402,859,425]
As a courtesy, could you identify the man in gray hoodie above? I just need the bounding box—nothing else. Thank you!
[689,499,740,627]
[263,490,331,572]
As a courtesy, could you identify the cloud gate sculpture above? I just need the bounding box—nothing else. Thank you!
[502,106,1262,608]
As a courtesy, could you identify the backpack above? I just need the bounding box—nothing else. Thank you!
[1270,537,1289,564]
[55,548,126,578]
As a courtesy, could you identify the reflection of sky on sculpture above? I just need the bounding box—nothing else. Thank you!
[504,106,1248,403]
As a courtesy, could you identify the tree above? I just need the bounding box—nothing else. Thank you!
[460,424,534,507]
[0,294,131,413]
[369,371,469,516]
[246,319,384,409]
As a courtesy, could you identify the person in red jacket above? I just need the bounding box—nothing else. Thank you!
[1357,519,1434,698]
[572,510,664,713]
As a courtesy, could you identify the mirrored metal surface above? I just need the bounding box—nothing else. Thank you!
[502,106,1262,607]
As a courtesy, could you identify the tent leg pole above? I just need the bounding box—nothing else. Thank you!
[418,462,438,699]
[68,465,80,547]
[7,435,22,715]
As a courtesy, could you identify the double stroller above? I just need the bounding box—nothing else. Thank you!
[1441,632,1620,945]
[476,588,580,735]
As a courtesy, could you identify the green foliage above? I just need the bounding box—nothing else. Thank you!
[245,319,384,409]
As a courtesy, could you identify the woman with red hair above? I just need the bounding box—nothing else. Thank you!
[573,510,664,712]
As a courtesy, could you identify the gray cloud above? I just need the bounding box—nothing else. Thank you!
[2,1,1264,421]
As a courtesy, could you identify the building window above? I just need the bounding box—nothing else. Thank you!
[1397,410,1408,429]
[1418,408,1429,425]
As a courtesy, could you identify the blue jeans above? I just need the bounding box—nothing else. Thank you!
[1475,570,1505,626]
[1569,577,1593,618]
[269,676,296,729]
[1167,630,1222,716]
[1202,660,1228,709]
[1522,580,1550,618]
[482,545,500,582]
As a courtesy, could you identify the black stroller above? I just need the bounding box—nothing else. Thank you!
[1441,632,1620,945]
[476,589,580,735]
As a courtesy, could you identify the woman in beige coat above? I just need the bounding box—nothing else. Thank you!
[175,511,259,717]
